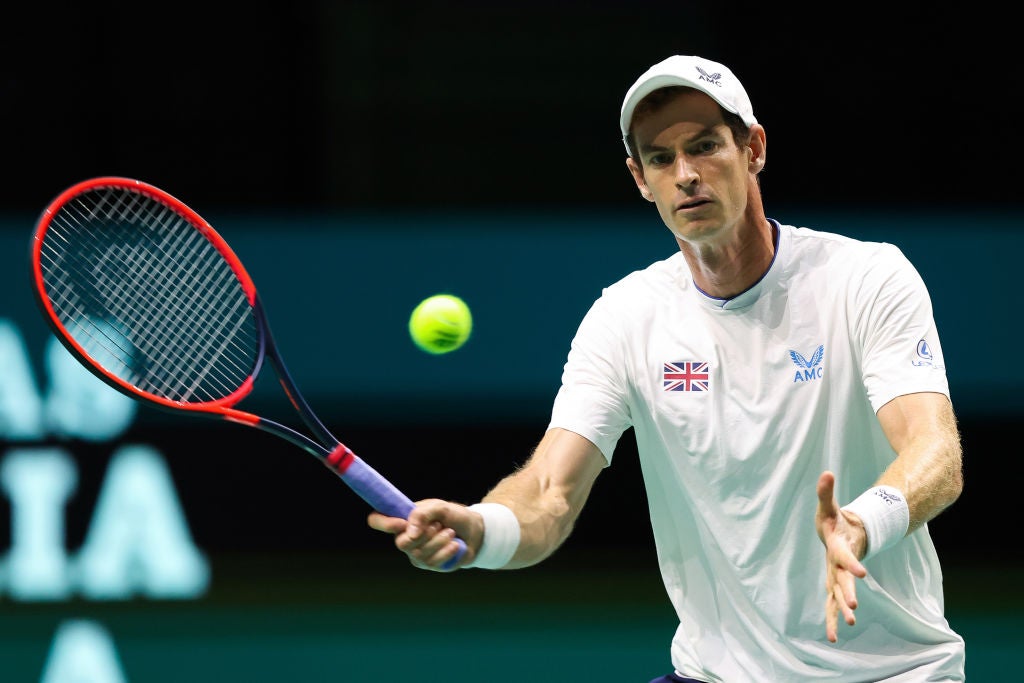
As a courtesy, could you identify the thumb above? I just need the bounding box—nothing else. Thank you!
[407,498,456,526]
[409,498,483,551]
[817,470,837,511]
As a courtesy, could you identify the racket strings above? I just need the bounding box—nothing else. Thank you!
[46,190,253,401]
[42,193,244,400]
[77,189,256,398]
[38,186,260,403]
[87,205,245,393]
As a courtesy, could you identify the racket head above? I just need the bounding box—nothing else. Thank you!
[30,176,267,415]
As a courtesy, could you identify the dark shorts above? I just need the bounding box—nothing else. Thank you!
[648,674,708,683]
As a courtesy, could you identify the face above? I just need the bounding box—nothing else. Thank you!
[626,89,764,244]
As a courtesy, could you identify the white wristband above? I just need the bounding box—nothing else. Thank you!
[842,486,910,560]
[464,503,520,569]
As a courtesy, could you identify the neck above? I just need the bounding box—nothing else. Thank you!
[677,202,775,300]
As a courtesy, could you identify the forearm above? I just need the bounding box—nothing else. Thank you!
[478,428,604,569]
[874,393,964,533]
[481,474,581,568]
[877,425,963,532]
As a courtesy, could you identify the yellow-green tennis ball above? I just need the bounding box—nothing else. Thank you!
[408,294,473,354]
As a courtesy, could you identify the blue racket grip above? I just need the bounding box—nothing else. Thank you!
[327,450,466,571]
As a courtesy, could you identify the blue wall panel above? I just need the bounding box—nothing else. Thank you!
[2,208,1015,424]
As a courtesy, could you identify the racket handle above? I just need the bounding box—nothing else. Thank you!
[327,450,466,571]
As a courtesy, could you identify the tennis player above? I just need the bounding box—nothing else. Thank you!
[370,54,966,681]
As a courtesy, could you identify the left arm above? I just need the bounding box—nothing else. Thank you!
[815,391,963,642]
[872,391,963,531]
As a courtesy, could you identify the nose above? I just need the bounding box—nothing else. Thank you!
[674,156,699,188]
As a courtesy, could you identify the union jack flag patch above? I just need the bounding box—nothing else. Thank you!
[663,361,710,392]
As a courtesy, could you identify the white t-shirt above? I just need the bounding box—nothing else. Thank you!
[549,221,965,682]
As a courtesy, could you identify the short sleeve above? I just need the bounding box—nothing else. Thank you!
[855,243,950,412]
[547,292,633,465]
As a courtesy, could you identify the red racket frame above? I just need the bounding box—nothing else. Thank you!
[29,176,466,567]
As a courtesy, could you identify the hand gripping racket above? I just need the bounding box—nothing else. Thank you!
[30,176,466,569]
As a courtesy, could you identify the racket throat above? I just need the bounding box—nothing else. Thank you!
[324,444,356,474]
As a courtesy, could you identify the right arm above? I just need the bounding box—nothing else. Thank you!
[367,427,606,571]
[480,426,606,568]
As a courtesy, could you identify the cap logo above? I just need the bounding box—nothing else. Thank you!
[695,65,723,87]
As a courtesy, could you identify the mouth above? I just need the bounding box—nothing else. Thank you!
[675,197,712,212]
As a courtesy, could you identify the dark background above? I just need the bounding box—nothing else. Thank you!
[1,2,1018,215]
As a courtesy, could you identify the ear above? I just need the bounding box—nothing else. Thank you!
[748,124,767,174]
[626,157,655,202]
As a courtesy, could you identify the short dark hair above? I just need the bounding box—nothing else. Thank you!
[624,86,751,160]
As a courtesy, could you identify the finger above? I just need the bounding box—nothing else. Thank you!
[420,528,462,569]
[415,524,453,557]
[367,512,407,534]
[830,532,868,579]
[845,554,868,579]
[839,569,859,616]
[406,499,455,540]
[433,537,465,571]
[838,579,858,627]
[816,471,837,511]
[397,519,452,554]
[825,587,839,643]
[407,529,462,572]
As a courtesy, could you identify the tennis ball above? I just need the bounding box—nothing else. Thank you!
[408,294,473,354]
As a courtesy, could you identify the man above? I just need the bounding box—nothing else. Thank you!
[369,55,965,681]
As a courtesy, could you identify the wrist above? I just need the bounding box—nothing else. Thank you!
[464,503,520,569]
[841,485,910,560]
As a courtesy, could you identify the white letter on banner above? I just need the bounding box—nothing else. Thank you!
[44,337,136,442]
[40,620,128,683]
[0,448,76,600]
[0,320,44,440]
[75,445,209,599]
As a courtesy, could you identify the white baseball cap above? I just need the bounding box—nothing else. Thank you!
[619,55,757,154]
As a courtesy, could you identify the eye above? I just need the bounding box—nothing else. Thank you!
[647,152,673,166]
[694,139,720,154]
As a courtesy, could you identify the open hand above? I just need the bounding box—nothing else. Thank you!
[815,471,868,643]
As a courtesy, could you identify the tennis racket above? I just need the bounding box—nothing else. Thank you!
[29,176,466,569]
